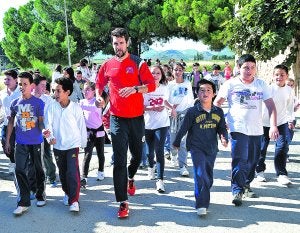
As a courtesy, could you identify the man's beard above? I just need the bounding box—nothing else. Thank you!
[115,49,127,58]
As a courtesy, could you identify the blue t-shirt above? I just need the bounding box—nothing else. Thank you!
[10,95,44,144]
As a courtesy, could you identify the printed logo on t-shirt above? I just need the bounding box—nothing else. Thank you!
[126,67,134,74]
[173,87,188,97]
[233,88,263,108]
[149,97,163,106]
[17,104,37,131]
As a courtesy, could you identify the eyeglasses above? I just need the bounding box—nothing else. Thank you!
[174,69,183,72]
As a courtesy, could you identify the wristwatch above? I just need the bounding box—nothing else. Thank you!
[134,86,139,93]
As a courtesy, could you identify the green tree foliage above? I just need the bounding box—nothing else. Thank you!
[161,0,235,50]
[1,0,173,68]
[72,0,173,55]
[225,0,300,66]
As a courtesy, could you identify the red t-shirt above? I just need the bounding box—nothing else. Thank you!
[96,54,155,118]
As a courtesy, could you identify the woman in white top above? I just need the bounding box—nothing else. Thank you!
[168,62,194,177]
[144,65,172,193]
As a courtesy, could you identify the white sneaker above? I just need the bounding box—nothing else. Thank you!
[180,166,189,177]
[156,179,165,193]
[148,167,156,180]
[277,175,291,185]
[171,155,178,167]
[256,171,266,182]
[13,206,29,216]
[63,194,69,206]
[97,171,105,181]
[36,199,47,207]
[197,208,207,217]
[9,163,16,174]
[69,202,79,212]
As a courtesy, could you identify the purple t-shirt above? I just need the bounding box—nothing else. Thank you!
[10,96,44,144]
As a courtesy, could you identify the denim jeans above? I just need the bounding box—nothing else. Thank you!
[256,123,289,176]
[145,126,168,180]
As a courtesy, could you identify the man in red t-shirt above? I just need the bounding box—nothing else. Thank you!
[96,27,155,218]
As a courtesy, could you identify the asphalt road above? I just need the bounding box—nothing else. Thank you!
[0,119,300,233]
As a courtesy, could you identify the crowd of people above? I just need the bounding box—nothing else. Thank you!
[0,27,299,219]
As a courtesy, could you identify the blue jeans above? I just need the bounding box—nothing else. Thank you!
[164,127,171,154]
[145,127,168,180]
[230,132,261,194]
[256,123,289,176]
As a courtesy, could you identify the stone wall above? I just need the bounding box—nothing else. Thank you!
[256,46,300,98]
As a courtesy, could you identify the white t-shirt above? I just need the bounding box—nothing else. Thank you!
[168,80,194,112]
[218,77,271,135]
[144,84,170,130]
[262,84,294,127]
[0,86,21,126]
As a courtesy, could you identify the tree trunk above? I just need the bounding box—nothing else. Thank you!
[291,44,300,98]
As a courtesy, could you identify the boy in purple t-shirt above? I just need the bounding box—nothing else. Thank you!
[5,72,46,216]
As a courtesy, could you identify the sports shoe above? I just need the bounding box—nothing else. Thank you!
[277,175,291,185]
[118,202,129,218]
[232,192,243,206]
[63,194,69,206]
[36,199,47,207]
[179,166,189,177]
[197,208,207,217]
[256,171,266,182]
[165,151,171,160]
[156,179,165,193]
[148,167,156,180]
[50,181,57,188]
[80,178,87,189]
[13,206,29,216]
[69,202,80,212]
[243,187,258,198]
[97,171,105,181]
[127,179,136,196]
[30,191,36,200]
[9,162,16,174]
[171,155,178,167]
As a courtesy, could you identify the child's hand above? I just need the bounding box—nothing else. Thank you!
[48,138,56,145]
[5,143,11,155]
[42,129,51,138]
[220,135,228,148]
[95,97,105,108]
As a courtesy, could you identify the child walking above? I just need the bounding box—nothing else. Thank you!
[79,82,105,187]
[44,77,87,212]
[5,72,46,216]
[256,64,294,185]
[173,79,228,217]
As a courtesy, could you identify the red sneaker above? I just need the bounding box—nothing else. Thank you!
[118,202,129,218]
[127,179,136,196]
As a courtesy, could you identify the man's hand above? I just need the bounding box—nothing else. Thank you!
[119,87,137,98]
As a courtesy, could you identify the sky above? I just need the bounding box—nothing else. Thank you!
[0,0,208,51]
[0,0,30,39]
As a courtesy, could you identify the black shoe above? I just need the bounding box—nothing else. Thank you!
[243,187,258,198]
[80,178,87,189]
[232,192,243,206]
